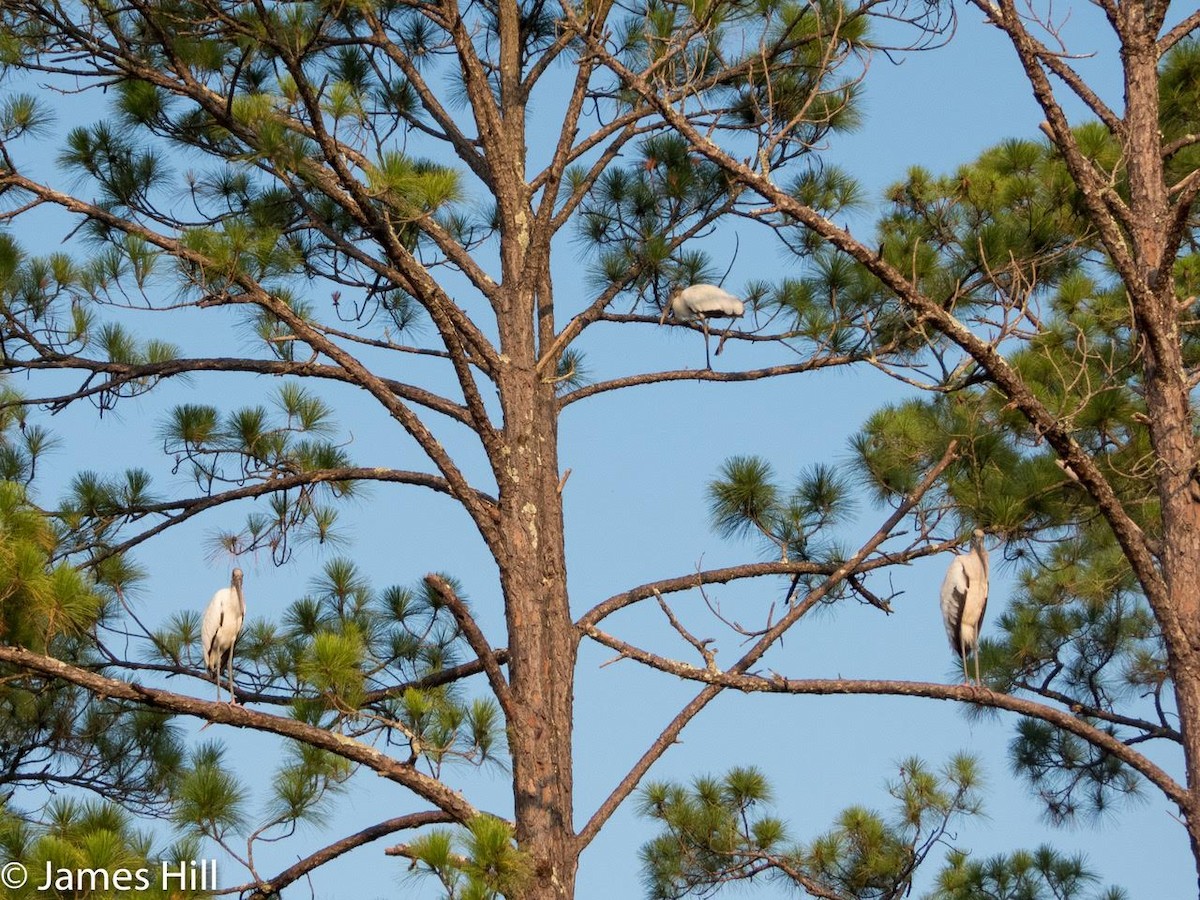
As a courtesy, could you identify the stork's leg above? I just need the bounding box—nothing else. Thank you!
[960,640,970,685]
[715,321,735,357]
[974,648,982,687]
[702,318,712,369]
[227,651,239,706]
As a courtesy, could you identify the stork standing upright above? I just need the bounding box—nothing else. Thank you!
[660,284,745,368]
[939,529,989,685]
[201,568,245,705]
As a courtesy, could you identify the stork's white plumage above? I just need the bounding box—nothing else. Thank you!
[667,284,745,321]
[201,568,245,705]
[659,284,745,367]
[939,529,989,685]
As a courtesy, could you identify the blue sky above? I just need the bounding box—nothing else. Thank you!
[5,1,1194,898]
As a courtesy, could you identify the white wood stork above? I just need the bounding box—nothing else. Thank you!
[659,284,745,368]
[201,568,245,704]
[939,529,989,685]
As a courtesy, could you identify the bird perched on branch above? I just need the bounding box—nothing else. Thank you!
[201,568,245,705]
[939,529,989,685]
[659,284,745,368]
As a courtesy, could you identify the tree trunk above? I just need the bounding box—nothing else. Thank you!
[1121,12,1200,890]
[484,0,582,885]
[491,62,579,883]
[496,338,579,897]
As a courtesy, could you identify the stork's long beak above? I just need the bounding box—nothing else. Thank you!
[658,304,671,325]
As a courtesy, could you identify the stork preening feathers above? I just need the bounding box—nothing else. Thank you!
[939,529,989,685]
[201,568,245,705]
[660,284,745,368]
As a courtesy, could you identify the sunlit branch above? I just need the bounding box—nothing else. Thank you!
[66,466,497,568]
[579,626,1189,812]
[544,120,660,230]
[1011,28,1122,135]
[362,10,491,186]
[558,356,871,406]
[437,0,504,163]
[596,311,809,342]
[576,537,956,630]
[533,40,606,235]
[974,1,1139,269]
[85,649,511,710]
[364,650,511,703]
[523,0,608,90]
[1012,680,1181,743]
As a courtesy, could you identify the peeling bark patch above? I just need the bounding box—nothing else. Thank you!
[514,209,530,250]
[522,502,539,550]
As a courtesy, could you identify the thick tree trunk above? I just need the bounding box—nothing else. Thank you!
[486,0,581,885]
[496,350,579,898]
[1120,14,1200,890]
[490,76,579,886]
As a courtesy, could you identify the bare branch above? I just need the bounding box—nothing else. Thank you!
[424,574,516,719]
[237,811,456,900]
[71,467,497,568]
[576,442,958,849]
[2,354,473,427]
[1158,10,1200,53]
[581,628,1190,813]
[576,538,958,630]
[559,355,871,407]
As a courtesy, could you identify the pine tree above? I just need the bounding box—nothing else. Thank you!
[0,1,1197,898]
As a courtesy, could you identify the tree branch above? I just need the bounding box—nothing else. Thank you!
[1159,10,1200,53]
[1012,680,1181,743]
[575,442,958,849]
[559,355,872,407]
[2,354,474,427]
[576,539,957,630]
[582,626,1190,813]
[568,24,1166,628]
[238,811,456,900]
[0,646,482,822]
[423,574,516,720]
[70,467,497,567]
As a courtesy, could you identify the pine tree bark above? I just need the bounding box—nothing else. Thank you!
[489,41,581,880]
[494,313,580,897]
[1120,10,1200,889]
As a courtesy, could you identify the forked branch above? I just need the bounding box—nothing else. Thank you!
[576,441,959,848]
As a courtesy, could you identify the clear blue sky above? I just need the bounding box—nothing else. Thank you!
[8,2,1194,898]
